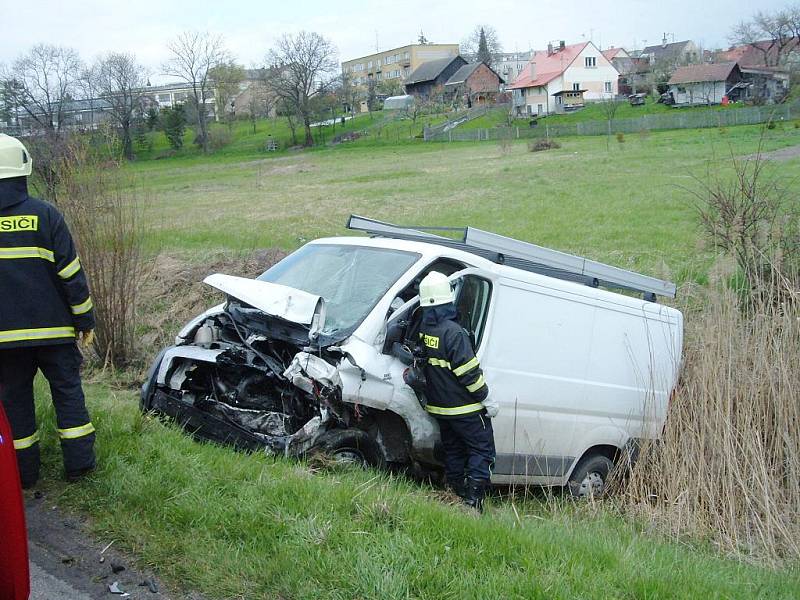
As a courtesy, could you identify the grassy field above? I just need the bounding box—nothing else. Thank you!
[32,122,800,598]
[35,380,800,599]
[130,122,800,284]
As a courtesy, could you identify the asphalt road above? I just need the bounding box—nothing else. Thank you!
[29,560,93,600]
[24,490,176,600]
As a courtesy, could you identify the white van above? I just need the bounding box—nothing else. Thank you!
[141,216,683,496]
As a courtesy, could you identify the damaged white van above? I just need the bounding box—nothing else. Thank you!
[141,216,683,496]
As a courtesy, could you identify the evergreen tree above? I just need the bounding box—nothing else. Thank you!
[145,107,159,131]
[161,105,186,150]
[477,28,492,66]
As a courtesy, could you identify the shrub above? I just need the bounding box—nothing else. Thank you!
[527,138,561,152]
[56,139,147,368]
[207,125,232,151]
[616,132,625,144]
[690,147,799,302]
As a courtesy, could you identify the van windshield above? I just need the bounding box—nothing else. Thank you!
[258,244,420,336]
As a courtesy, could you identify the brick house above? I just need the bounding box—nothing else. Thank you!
[443,62,504,106]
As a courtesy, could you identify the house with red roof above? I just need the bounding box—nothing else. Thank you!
[510,41,619,116]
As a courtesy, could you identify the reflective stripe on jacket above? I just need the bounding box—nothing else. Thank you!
[419,308,488,419]
[0,177,94,348]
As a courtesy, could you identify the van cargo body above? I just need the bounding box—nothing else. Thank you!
[141,224,683,493]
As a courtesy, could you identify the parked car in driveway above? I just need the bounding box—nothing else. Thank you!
[141,216,683,496]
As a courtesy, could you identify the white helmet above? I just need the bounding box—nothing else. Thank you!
[419,271,454,307]
[0,134,33,180]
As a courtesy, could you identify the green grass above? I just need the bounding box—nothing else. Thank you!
[33,380,800,599]
[128,122,800,285]
[461,98,766,130]
[131,111,451,162]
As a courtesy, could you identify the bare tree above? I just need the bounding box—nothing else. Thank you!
[209,61,245,128]
[600,97,621,150]
[1,45,83,197]
[266,31,338,146]
[461,25,503,65]
[335,71,358,116]
[366,78,378,120]
[92,53,148,159]
[1,44,82,134]
[730,6,800,67]
[163,31,229,153]
[245,79,274,134]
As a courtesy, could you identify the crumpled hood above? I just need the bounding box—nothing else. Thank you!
[0,177,29,210]
[203,273,326,334]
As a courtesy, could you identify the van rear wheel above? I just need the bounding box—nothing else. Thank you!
[567,454,614,498]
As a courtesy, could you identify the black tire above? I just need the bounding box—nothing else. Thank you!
[567,454,614,499]
[313,429,385,468]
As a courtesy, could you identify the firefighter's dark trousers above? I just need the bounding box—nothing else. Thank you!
[437,412,496,484]
[0,343,95,487]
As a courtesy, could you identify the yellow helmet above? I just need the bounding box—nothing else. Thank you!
[0,134,33,180]
[419,271,454,306]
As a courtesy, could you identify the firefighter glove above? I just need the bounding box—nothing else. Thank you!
[482,394,499,418]
[79,329,95,348]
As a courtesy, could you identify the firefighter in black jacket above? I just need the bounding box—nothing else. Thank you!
[0,134,96,488]
[417,271,499,511]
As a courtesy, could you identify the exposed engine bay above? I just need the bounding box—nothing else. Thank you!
[144,301,348,452]
[141,293,421,466]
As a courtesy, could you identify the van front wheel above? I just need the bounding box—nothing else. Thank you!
[567,454,614,498]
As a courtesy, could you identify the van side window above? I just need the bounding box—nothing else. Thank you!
[455,276,491,349]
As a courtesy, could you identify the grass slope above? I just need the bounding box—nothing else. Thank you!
[132,111,450,162]
[34,380,799,599]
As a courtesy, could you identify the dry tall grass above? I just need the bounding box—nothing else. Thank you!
[620,143,800,568]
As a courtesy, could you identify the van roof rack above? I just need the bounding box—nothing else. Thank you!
[346,215,676,301]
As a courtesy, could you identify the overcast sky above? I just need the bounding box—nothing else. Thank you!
[0,0,790,82]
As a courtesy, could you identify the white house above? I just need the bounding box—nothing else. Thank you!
[510,41,619,116]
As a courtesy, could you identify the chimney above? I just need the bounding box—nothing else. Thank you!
[547,42,553,56]
[662,33,668,48]
[559,40,565,50]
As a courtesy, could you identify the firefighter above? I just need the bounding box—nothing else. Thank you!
[0,134,96,488]
[418,271,498,511]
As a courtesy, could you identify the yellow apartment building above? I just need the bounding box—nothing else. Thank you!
[341,43,460,86]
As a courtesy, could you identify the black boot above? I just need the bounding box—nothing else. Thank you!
[446,477,467,499]
[464,478,486,513]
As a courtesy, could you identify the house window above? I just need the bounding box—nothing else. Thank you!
[376,58,381,66]
[368,61,373,69]
[572,83,580,91]
[604,81,612,93]
[385,56,393,65]
[585,56,596,68]
[404,51,409,59]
